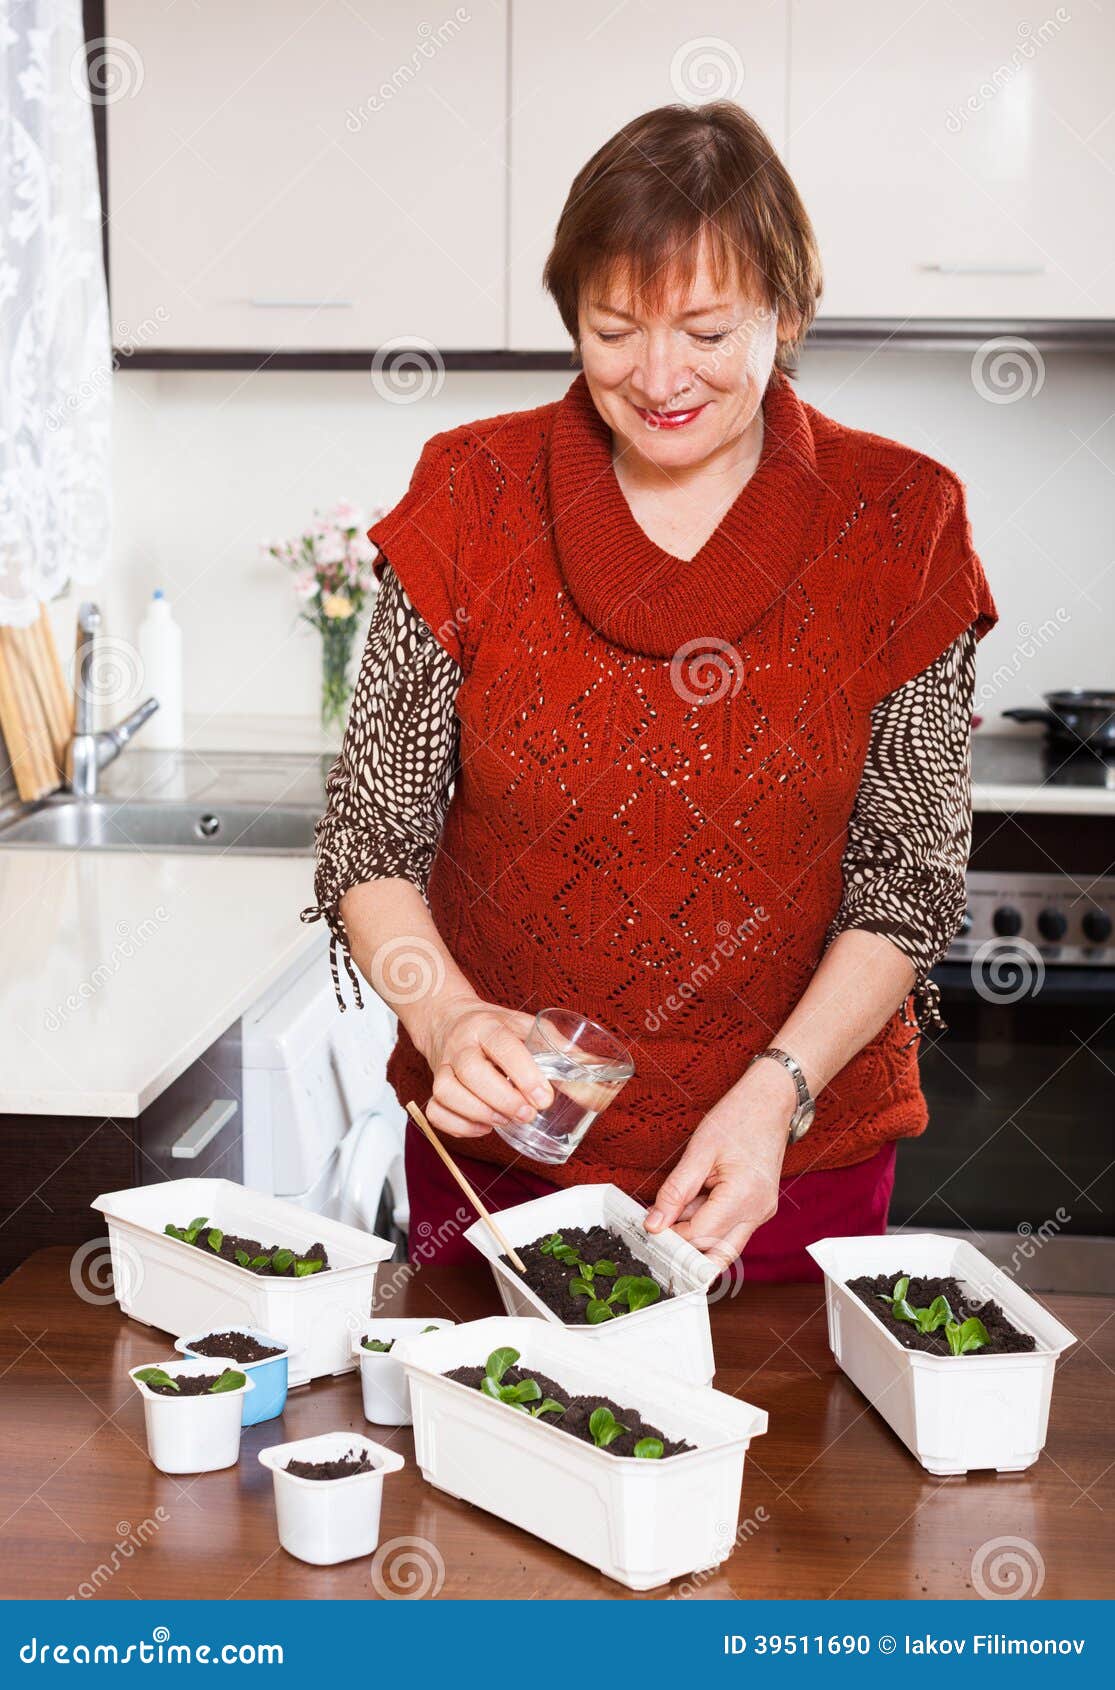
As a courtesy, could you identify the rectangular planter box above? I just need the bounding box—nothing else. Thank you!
[92,1177,393,1387]
[808,1233,1077,1476]
[402,1316,766,1591]
[464,1183,716,1385]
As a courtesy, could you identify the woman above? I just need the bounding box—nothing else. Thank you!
[304,102,995,1280]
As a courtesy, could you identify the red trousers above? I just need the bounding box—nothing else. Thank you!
[404,1126,897,1283]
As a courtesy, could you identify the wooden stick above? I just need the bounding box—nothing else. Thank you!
[405,1101,528,1273]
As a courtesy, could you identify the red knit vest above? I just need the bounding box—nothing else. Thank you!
[367,372,996,1199]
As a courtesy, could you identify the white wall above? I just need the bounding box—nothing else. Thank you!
[101,349,1114,745]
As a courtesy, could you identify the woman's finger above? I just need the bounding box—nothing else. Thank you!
[430,1066,505,1129]
[678,1175,775,1269]
[481,1022,553,1109]
[645,1140,714,1233]
[424,1095,495,1139]
[453,1045,537,1121]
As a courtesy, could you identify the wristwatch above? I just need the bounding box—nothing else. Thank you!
[749,1047,816,1144]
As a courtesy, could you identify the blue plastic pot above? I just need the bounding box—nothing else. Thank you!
[175,1324,289,1426]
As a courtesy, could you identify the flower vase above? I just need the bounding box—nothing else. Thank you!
[320,615,358,733]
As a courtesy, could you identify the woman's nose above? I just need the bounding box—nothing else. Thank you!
[631,339,695,407]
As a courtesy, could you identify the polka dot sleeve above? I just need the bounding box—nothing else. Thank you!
[301,562,462,1009]
[827,627,976,1034]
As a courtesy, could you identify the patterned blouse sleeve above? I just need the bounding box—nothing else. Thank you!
[826,627,976,1034]
[301,562,462,1009]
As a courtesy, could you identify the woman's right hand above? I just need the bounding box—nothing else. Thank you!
[417,994,554,1139]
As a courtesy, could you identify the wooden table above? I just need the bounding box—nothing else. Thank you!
[1,1248,1111,1600]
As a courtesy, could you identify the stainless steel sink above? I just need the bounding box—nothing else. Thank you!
[0,796,318,854]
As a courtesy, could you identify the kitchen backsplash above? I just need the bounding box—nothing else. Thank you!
[97,349,1113,731]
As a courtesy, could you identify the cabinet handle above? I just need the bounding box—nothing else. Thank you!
[171,1098,238,1159]
[249,298,354,308]
[919,262,1046,277]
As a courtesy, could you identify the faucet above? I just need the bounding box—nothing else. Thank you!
[66,602,160,798]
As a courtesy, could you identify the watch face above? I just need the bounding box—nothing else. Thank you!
[788,1104,815,1144]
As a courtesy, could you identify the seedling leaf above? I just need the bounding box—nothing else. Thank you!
[634,1437,664,1459]
[206,1228,224,1253]
[585,1299,615,1324]
[234,1249,250,1268]
[946,1316,990,1356]
[208,1370,247,1393]
[134,1366,179,1392]
[270,1248,294,1274]
[569,1276,595,1298]
[593,1260,617,1277]
[293,1258,323,1277]
[588,1406,626,1447]
[503,1379,542,1405]
[250,1255,270,1269]
[539,1233,563,1256]
[484,1346,519,1385]
[618,1276,661,1313]
[363,1337,394,1353]
[529,1398,565,1418]
[915,1294,955,1334]
[879,1276,910,1306]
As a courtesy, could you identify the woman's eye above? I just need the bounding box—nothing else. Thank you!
[691,331,729,345]
[596,330,630,344]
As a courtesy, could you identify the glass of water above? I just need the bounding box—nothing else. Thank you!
[493,1007,635,1166]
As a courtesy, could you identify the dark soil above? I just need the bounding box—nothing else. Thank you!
[187,1331,285,1363]
[446,1361,693,1459]
[144,1369,241,1397]
[168,1222,330,1276]
[285,1449,378,1480]
[847,1272,1037,1356]
[507,1226,671,1325]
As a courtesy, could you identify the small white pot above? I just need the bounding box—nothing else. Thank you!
[258,1431,405,1565]
[129,1356,253,1474]
[808,1233,1077,1476]
[353,1318,455,1426]
[464,1183,716,1385]
[403,1316,766,1591]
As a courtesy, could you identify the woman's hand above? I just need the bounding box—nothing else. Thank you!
[644,1059,796,1271]
[416,993,554,1139]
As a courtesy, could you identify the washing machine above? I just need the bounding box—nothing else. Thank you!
[241,953,409,1252]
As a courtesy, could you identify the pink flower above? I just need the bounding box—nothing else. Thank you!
[315,530,346,566]
[292,569,318,601]
[332,499,364,529]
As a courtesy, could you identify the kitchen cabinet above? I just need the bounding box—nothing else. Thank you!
[507,2,790,349]
[106,0,508,352]
[789,0,1115,321]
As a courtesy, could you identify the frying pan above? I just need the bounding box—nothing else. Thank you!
[1003,689,1115,752]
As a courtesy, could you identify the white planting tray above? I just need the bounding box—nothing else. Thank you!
[464,1183,716,1385]
[808,1233,1077,1476]
[92,1178,394,1387]
[401,1315,766,1591]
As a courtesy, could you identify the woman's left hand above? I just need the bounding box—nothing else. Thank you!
[643,1059,797,1272]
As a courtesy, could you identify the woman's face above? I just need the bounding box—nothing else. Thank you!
[577,241,783,472]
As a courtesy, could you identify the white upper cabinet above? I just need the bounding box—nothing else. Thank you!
[789,0,1115,320]
[507,2,790,349]
[107,1,507,351]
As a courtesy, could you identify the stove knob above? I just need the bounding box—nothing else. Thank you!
[957,910,973,937]
[992,905,1024,938]
[1037,907,1068,942]
[1083,908,1113,945]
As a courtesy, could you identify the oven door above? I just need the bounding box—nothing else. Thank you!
[892,963,1115,1272]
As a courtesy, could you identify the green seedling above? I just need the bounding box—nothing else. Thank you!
[208,1370,247,1393]
[206,1228,224,1253]
[479,1346,542,1411]
[579,1274,662,1323]
[634,1437,664,1459]
[134,1366,179,1392]
[421,1325,439,1333]
[945,1316,990,1356]
[588,1406,627,1447]
[528,1398,566,1419]
[292,1258,323,1277]
[164,1214,210,1245]
[270,1248,295,1274]
[362,1337,394,1353]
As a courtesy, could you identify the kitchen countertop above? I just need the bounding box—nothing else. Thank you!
[0,749,328,1116]
[0,1250,1110,1601]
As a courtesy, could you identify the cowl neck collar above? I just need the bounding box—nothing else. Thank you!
[548,369,821,657]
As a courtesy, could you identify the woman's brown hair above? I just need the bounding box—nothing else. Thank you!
[543,102,822,374]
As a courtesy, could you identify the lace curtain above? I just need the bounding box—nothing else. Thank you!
[0,0,110,628]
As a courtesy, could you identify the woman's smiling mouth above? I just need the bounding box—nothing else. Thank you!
[630,400,709,430]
